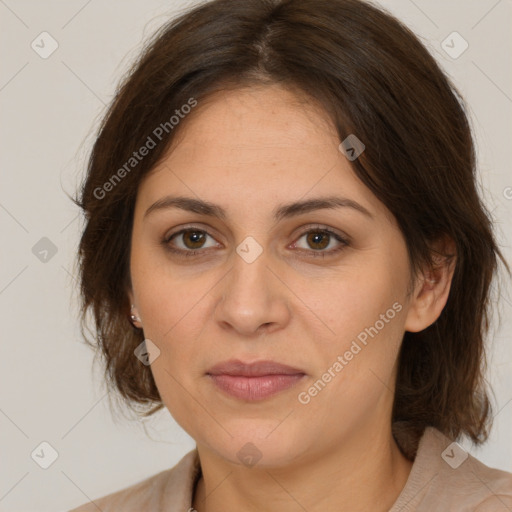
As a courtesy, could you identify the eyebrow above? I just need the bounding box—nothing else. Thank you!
[143,195,373,221]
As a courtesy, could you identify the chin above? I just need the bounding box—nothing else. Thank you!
[199,419,310,469]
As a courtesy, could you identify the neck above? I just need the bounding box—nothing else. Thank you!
[192,423,413,512]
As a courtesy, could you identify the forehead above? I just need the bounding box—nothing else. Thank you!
[182,83,334,142]
[136,84,392,224]
[148,84,338,170]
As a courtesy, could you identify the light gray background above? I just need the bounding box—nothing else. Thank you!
[0,1,511,510]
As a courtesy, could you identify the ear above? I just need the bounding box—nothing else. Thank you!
[404,235,456,333]
[127,290,143,329]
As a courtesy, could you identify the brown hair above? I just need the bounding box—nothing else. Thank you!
[75,0,508,457]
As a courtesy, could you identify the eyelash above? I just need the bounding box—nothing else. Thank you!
[162,225,350,259]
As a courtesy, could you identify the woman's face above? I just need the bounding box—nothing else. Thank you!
[130,84,417,467]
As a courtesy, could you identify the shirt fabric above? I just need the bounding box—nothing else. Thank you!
[68,426,512,511]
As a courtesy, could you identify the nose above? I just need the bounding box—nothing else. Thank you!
[214,248,291,338]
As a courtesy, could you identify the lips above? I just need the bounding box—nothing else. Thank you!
[206,359,306,401]
[207,359,304,377]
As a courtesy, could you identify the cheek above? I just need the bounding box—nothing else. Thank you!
[300,253,408,395]
[304,260,405,344]
[134,270,211,350]
[130,236,200,332]
[132,267,214,433]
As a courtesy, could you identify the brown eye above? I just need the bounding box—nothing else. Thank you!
[293,228,348,257]
[305,231,331,251]
[163,225,348,259]
[164,228,219,256]
[181,230,207,249]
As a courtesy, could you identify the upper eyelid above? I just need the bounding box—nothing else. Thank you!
[165,224,220,243]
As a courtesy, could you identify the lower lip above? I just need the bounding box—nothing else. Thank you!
[208,374,305,401]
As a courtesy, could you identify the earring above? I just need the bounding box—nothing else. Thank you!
[130,304,141,323]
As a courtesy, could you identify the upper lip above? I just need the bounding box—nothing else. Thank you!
[207,359,305,377]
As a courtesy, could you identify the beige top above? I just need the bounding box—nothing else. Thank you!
[69,426,512,511]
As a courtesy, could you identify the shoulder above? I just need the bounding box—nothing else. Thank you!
[67,469,172,512]
[463,452,512,511]
[391,427,512,511]
[67,449,200,512]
